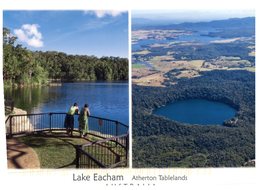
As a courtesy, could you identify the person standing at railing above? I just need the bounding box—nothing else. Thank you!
[78,104,90,138]
[64,103,79,136]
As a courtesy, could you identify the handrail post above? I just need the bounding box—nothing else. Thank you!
[9,116,13,138]
[126,134,129,167]
[11,100,14,113]
[49,113,52,132]
[115,121,119,147]
[116,121,119,136]
[76,145,81,168]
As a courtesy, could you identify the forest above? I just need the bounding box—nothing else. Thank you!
[143,42,255,63]
[132,70,255,167]
[3,27,128,87]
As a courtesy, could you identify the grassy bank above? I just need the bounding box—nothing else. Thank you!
[17,134,90,168]
[17,132,126,168]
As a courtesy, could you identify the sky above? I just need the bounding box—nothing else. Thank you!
[3,11,128,58]
[132,9,255,23]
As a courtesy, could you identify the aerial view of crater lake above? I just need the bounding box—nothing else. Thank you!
[132,11,255,168]
[153,99,236,125]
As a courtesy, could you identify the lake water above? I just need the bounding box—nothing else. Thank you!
[132,31,222,52]
[153,99,236,125]
[132,29,222,68]
[5,82,129,125]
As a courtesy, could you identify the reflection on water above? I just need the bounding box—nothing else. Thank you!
[4,86,58,113]
[4,82,129,125]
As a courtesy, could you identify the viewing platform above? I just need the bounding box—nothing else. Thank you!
[5,112,129,169]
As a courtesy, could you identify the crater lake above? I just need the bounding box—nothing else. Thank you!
[153,99,236,125]
[5,82,129,125]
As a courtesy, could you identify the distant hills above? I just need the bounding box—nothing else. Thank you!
[133,17,255,31]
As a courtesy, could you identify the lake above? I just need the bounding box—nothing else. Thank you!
[132,30,222,52]
[5,82,129,125]
[132,29,222,68]
[153,99,236,125]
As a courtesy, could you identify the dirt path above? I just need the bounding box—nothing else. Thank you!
[7,138,40,169]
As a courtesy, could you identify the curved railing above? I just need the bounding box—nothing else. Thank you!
[5,112,129,168]
[5,112,128,138]
[76,134,129,168]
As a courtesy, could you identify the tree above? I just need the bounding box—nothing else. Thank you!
[3,27,128,86]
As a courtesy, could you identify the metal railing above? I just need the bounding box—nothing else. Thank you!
[76,134,129,168]
[5,112,128,139]
[5,112,129,168]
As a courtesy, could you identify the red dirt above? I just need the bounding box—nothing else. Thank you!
[7,138,40,169]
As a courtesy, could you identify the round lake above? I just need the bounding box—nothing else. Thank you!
[153,99,236,125]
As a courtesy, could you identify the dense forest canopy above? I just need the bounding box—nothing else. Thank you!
[133,70,255,167]
[3,27,128,86]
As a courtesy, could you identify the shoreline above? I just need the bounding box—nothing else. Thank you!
[4,80,129,88]
[5,107,28,118]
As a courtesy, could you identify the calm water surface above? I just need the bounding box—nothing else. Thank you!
[5,82,129,125]
[153,99,236,125]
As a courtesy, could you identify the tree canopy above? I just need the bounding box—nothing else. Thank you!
[3,27,128,87]
[133,70,255,167]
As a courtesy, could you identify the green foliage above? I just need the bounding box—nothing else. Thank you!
[3,28,48,86]
[33,49,128,82]
[133,70,255,168]
[3,27,128,87]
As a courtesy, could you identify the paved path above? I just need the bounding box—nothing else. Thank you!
[7,138,40,169]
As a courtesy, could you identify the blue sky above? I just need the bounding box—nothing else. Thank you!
[132,9,255,23]
[3,11,128,58]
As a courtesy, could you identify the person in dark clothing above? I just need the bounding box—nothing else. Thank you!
[64,103,79,136]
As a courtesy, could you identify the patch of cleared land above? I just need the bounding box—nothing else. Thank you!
[150,56,175,71]
[150,43,169,48]
[132,72,167,87]
[227,67,255,72]
[132,50,151,55]
[244,67,255,72]
[181,60,205,70]
[132,63,146,69]
[175,70,201,79]
[210,38,240,43]
[133,55,255,87]
[203,56,252,69]
[132,67,158,79]
[249,51,255,56]
[133,59,205,87]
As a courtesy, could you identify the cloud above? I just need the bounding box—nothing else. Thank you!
[14,24,43,48]
[84,10,126,18]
